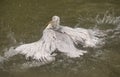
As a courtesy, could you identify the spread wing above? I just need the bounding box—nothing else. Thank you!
[14,29,57,63]
[59,26,98,47]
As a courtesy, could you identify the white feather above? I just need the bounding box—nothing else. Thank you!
[59,26,99,47]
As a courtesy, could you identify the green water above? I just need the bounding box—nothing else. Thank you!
[0,0,120,77]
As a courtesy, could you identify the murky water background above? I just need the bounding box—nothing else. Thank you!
[0,0,120,77]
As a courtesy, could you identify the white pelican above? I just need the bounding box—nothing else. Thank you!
[4,16,99,64]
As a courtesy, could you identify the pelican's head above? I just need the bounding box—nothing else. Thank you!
[46,16,60,29]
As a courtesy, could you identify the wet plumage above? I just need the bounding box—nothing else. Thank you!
[6,16,99,64]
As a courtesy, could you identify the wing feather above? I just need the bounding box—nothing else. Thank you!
[59,26,99,47]
[15,29,56,63]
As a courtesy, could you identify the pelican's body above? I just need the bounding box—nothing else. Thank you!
[5,16,99,64]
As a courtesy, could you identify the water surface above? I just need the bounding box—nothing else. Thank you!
[0,0,120,77]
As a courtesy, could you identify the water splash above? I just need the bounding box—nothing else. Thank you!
[94,12,120,46]
[7,30,17,45]
[95,12,120,25]
[0,13,120,70]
